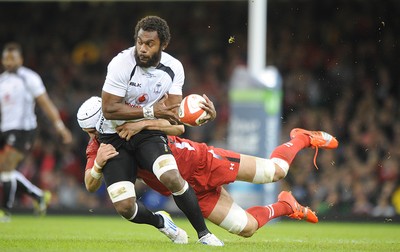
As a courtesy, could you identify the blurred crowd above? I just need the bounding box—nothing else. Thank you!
[1,1,399,219]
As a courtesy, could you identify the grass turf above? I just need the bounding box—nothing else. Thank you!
[1,215,399,252]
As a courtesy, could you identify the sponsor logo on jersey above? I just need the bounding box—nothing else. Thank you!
[154,82,162,93]
[142,72,156,78]
[129,81,141,87]
[135,94,148,104]
[124,101,142,108]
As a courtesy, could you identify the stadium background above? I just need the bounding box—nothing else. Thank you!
[0,0,399,220]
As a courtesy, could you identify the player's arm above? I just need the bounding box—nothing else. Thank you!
[164,93,182,115]
[84,167,102,193]
[84,143,119,192]
[35,93,72,144]
[145,119,184,135]
[116,119,184,141]
[101,91,144,120]
[102,91,180,123]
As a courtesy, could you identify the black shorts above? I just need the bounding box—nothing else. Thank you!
[0,133,5,149]
[1,130,36,154]
[99,130,172,187]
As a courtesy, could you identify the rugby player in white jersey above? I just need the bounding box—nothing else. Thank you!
[0,42,72,222]
[97,16,222,246]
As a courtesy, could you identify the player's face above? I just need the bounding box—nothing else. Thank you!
[2,50,23,72]
[134,29,163,68]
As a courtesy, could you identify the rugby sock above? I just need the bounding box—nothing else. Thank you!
[1,181,16,210]
[0,172,17,210]
[270,134,310,165]
[172,185,210,238]
[246,202,292,228]
[13,170,43,202]
[130,201,163,228]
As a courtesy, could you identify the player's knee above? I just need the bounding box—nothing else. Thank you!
[159,169,185,192]
[273,166,287,181]
[219,202,248,235]
[107,181,136,219]
[238,218,259,237]
[114,198,137,219]
[252,158,276,184]
[270,157,289,181]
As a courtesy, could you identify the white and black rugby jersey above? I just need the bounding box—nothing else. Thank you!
[0,66,46,132]
[97,46,184,134]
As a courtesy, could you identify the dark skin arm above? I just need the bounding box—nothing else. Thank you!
[102,91,181,124]
[163,94,181,121]
[198,94,217,125]
[36,93,72,144]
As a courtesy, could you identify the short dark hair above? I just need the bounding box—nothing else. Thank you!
[3,42,22,55]
[134,16,171,46]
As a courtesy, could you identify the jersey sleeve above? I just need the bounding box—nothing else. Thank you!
[168,61,184,95]
[25,69,46,98]
[102,55,130,97]
[85,138,99,171]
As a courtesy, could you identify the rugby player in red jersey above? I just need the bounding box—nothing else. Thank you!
[78,96,338,238]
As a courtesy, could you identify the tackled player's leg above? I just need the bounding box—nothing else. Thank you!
[207,187,258,237]
[235,128,339,184]
[206,187,318,238]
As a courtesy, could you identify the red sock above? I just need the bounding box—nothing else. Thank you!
[270,134,310,165]
[246,202,292,228]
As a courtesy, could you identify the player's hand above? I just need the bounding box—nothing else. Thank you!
[116,121,145,141]
[59,128,73,144]
[96,143,119,167]
[198,94,217,125]
[153,94,180,124]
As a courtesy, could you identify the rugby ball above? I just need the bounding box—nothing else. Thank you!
[179,94,208,126]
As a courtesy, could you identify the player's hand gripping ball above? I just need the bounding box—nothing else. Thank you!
[179,94,208,126]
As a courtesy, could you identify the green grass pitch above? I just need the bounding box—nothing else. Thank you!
[1,215,399,252]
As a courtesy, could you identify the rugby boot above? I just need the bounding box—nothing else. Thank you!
[0,208,11,223]
[156,211,188,244]
[33,190,52,216]
[197,233,224,246]
[290,128,339,169]
[278,191,318,223]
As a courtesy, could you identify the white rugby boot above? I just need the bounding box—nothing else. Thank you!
[156,211,188,244]
[197,233,224,246]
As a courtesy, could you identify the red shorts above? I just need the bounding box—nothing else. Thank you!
[139,137,242,218]
[180,146,240,217]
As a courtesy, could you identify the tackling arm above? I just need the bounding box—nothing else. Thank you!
[84,168,102,193]
[84,143,119,192]
[116,119,184,141]
[145,119,185,135]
